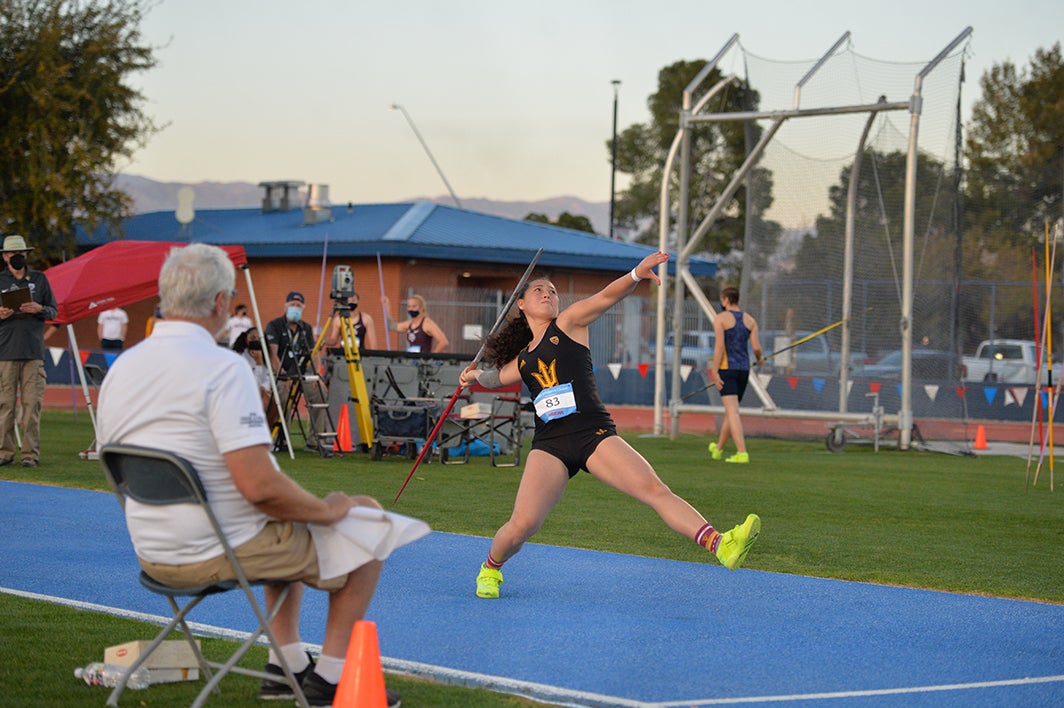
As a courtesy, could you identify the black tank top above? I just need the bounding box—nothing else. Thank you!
[517,320,611,439]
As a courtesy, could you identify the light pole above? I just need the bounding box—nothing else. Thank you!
[388,103,462,208]
[610,80,621,240]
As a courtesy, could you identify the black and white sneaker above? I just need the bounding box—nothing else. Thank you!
[257,651,315,701]
[301,670,402,707]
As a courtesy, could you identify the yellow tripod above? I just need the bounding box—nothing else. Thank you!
[311,301,374,449]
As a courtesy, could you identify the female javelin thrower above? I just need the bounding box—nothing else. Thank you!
[459,251,761,599]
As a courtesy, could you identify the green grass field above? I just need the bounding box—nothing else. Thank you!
[2,410,1062,705]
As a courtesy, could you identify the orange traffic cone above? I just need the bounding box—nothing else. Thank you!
[334,620,387,708]
[974,425,987,450]
[333,405,354,453]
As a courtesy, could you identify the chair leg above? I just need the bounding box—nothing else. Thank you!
[107,594,208,707]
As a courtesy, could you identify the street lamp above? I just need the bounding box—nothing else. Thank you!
[388,103,462,208]
[609,80,621,240]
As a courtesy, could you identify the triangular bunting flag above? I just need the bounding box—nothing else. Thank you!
[1008,387,1027,407]
[679,364,692,382]
[812,377,825,394]
[983,387,997,404]
[955,385,967,399]
[757,373,771,388]
[846,380,854,397]
[637,362,650,378]
[79,350,90,365]
[104,352,120,367]
[787,376,799,390]
[895,384,903,397]
[607,363,622,380]
[924,384,939,402]
[1041,389,1049,409]
[48,347,64,367]
[869,382,881,394]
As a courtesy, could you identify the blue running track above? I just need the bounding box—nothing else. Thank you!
[2,480,1062,707]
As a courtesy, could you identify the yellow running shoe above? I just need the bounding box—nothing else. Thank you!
[725,451,749,463]
[476,563,503,599]
[708,442,723,461]
[715,514,761,570]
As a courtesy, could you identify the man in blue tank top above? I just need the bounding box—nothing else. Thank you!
[709,286,764,463]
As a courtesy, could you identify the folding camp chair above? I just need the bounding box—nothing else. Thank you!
[99,444,308,707]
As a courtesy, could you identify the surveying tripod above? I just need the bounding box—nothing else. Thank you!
[309,299,375,451]
[270,325,336,457]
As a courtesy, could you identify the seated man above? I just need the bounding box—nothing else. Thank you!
[97,244,400,706]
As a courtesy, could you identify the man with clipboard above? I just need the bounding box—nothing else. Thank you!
[0,235,57,468]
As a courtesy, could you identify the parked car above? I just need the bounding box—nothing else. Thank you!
[655,330,715,368]
[853,349,960,380]
[760,330,868,377]
[961,339,1062,385]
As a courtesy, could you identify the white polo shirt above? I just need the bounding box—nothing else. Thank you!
[97,320,273,564]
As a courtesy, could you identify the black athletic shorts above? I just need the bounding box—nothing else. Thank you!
[532,422,618,478]
[719,369,750,400]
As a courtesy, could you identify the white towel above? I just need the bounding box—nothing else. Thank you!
[309,506,431,581]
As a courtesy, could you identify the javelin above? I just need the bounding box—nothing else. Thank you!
[376,252,392,350]
[394,248,543,504]
[764,308,872,361]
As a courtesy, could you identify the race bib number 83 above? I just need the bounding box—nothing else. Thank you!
[533,382,577,422]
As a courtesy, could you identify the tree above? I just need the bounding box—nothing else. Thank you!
[522,211,595,234]
[965,43,1064,251]
[0,0,159,264]
[609,60,778,264]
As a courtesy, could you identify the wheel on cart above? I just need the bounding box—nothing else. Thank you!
[825,429,846,453]
[405,442,417,460]
[370,441,383,461]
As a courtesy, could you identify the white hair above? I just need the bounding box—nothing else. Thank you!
[158,243,235,319]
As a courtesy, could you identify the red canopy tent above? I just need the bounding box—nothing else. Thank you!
[45,240,248,325]
[41,241,292,457]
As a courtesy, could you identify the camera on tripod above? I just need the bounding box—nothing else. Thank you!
[330,265,355,301]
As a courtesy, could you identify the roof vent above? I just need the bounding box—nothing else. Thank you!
[258,180,305,212]
[303,184,333,225]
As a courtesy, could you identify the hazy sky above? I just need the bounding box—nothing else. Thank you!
[123,0,1062,207]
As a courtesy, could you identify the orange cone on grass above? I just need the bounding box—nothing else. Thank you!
[334,620,387,708]
[333,405,354,453]
[974,424,987,450]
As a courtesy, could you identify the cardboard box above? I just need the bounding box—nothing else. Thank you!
[460,402,493,419]
[105,640,200,684]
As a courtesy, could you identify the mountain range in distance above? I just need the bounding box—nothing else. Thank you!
[116,174,611,236]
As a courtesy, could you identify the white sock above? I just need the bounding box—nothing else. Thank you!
[268,643,310,672]
[314,654,345,684]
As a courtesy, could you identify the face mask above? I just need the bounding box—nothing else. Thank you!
[408,310,420,319]
[286,306,303,322]
[8,254,26,270]
[246,340,263,352]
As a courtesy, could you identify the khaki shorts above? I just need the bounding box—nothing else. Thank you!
[138,520,347,592]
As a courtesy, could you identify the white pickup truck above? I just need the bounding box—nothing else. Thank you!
[962,339,1061,384]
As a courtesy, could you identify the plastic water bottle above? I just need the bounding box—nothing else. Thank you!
[73,662,151,690]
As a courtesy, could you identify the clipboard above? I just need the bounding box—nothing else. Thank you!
[1,286,31,315]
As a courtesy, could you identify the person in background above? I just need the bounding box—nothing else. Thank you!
[324,291,378,355]
[233,327,274,420]
[708,286,764,464]
[96,243,401,707]
[383,293,449,353]
[264,291,329,452]
[224,302,253,348]
[145,303,164,337]
[0,234,58,468]
[97,306,129,351]
[460,252,761,599]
